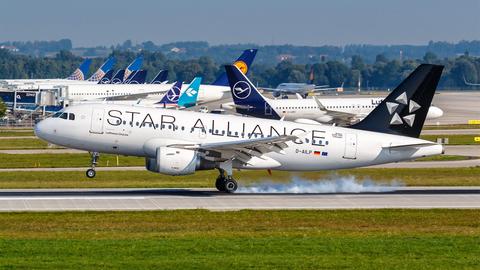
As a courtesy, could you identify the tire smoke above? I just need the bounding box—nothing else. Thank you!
[237,175,403,193]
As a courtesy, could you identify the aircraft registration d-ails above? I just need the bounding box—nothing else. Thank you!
[35,64,444,193]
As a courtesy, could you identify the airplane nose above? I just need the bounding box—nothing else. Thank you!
[34,120,48,140]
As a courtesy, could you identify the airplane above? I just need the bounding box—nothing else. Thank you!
[123,70,148,84]
[223,68,443,125]
[35,64,444,193]
[150,70,169,84]
[86,57,117,82]
[262,83,344,98]
[56,49,258,104]
[464,76,480,86]
[97,70,115,84]
[122,56,143,82]
[177,77,202,108]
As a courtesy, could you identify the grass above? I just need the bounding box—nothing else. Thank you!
[0,210,478,269]
[0,153,144,168]
[414,154,476,162]
[0,138,53,149]
[423,124,480,130]
[420,134,480,145]
[0,130,35,137]
[0,167,478,188]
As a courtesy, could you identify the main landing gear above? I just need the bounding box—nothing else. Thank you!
[86,152,99,178]
[215,167,238,193]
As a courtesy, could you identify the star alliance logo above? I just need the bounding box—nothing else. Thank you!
[232,81,251,99]
[386,91,421,127]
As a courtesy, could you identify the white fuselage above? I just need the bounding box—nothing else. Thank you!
[35,104,443,172]
[62,83,229,104]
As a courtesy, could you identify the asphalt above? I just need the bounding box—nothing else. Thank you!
[0,187,478,211]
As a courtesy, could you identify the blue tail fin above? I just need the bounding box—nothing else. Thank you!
[87,57,116,82]
[178,77,202,108]
[66,59,92,80]
[225,65,279,119]
[110,70,125,84]
[212,49,257,86]
[151,70,169,84]
[156,81,182,107]
[123,56,143,81]
[126,70,147,84]
[97,69,114,84]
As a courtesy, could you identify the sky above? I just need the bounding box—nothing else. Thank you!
[0,0,479,47]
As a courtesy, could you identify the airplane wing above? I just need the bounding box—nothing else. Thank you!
[312,96,357,124]
[168,135,297,163]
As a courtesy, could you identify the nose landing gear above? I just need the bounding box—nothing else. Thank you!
[85,152,99,178]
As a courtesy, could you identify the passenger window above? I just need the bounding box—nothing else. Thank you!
[68,113,75,120]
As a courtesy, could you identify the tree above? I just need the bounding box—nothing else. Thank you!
[423,52,437,63]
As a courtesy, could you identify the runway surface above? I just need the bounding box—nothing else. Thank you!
[0,187,478,211]
[421,129,480,135]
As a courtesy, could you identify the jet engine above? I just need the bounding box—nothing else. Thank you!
[145,147,215,176]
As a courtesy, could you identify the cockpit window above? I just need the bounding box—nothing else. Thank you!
[52,112,62,118]
[59,113,68,119]
[68,113,75,120]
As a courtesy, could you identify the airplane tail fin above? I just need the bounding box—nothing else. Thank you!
[151,70,169,84]
[156,81,182,106]
[351,64,444,138]
[225,65,279,119]
[97,69,115,84]
[126,70,147,84]
[212,49,258,86]
[123,56,143,81]
[66,59,92,80]
[87,57,116,82]
[110,70,125,84]
[178,77,202,108]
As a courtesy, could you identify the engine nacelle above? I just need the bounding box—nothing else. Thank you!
[146,147,197,175]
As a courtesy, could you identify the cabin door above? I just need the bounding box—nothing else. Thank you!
[90,108,104,134]
[343,133,357,159]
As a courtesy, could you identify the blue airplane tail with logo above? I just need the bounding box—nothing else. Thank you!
[156,81,183,107]
[110,70,125,84]
[97,69,115,84]
[66,59,92,80]
[225,65,280,119]
[123,56,143,82]
[212,49,257,86]
[178,77,202,108]
[151,70,169,84]
[125,70,147,84]
[87,57,116,82]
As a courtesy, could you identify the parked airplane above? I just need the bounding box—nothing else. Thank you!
[58,49,257,104]
[86,57,117,82]
[123,70,148,84]
[35,64,444,193]
[223,68,443,125]
[151,70,169,84]
[262,83,344,98]
[122,56,143,82]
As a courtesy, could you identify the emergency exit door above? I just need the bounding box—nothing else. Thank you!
[343,133,357,159]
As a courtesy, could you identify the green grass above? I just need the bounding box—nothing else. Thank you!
[0,153,144,168]
[0,138,53,149]
[0,210,478,269]
[414,154,475,162]
[0,167,478,188]
[420,134,480,145]
[0,131,35,137]
[423,124,480,130]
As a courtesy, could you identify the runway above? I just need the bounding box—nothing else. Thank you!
[0,187,478,211]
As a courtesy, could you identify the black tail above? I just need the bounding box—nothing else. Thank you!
[151,70,169,84]
[351,64,443,138]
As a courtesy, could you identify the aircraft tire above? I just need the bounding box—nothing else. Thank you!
[224,178,238,193]
[86,169,96,178]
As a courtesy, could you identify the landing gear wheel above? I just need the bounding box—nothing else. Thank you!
[224,178,238,193]
[86,168,96,178]
[215,175,226,192]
